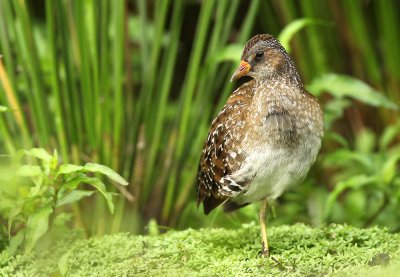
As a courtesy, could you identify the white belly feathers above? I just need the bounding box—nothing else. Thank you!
[230,134,321,204]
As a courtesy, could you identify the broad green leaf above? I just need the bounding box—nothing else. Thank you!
[381,152,400,185]
[61,175,94,190]
[323,97,351,128]
[147,219,160,236]
[209,44,242,64]
[325,132,349,148]
[56,190,95,207]
[25,204,53,251]
[61,175,115,213]
[324,149,373,170]
[0,197,16,212]
[324,175,375,220]
[308,74,397,109]
[16,165,42,177]
[23,148,52,162]
[57,164,84,176]
[343,190,366,223]
[84,178,115,214]
[0,105,8,112]
[278,18,333,53]
[355,128,376,153]
[0,166,15,181]
[28,175,44,197]
[83,163,128,186]
[8,206,23,237]
[379,122,400,150]
[9,230,25,255]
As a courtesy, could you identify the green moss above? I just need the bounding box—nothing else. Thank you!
[1,223,399,276]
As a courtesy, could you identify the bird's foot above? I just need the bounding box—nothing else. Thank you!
[256,249,269,258]
[256,242,269,258]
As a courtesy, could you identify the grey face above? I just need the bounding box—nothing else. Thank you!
[231,34,296,83]
[242,41,289,80]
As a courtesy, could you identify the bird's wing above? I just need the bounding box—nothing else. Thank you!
[197,81,255,214]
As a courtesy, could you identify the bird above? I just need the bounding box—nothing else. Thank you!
[196,34,323,257]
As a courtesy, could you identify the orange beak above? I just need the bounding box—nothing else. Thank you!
[230,60,251,82]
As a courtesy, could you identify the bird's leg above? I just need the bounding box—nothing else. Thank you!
[258,198,269,257]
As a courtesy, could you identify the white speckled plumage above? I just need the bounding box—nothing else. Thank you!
[197,34,323,216]
[223,80,322,205]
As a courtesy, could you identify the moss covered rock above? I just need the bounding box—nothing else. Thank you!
[1,223,399,276]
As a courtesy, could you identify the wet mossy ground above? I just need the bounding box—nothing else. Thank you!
[1,223,399,276]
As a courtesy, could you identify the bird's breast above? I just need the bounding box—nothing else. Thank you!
[244,85,323,149]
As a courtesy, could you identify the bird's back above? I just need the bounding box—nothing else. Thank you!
[196,80,256,214]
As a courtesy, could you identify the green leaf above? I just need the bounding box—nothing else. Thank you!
[9,230,25,255]
[147,218,160,236]
[278,18,333,53]
[56,190,95,207]
[308,74,397,109]
[324,175,375,220]
[343,190,366,222]
[84,178,115,214]
[16,165,42,177]
[61,175,94,190]
[0,165,16,182]
[0,105,8,112]
[57,164,84,176]
[61,175,115,213]
[23,148,52,162]
[209,44,242,64]
[8,206,23,237]
[0,197,16,212]
[355,128,376,153]
[83,163,128,186]
[324,149,373,170]
[323,97,352,128]
[50,149,58,171]
[325,132,349,148]
[379,122,400,150]
[381,152,400,185]
[28,175,44,196]
[25,204,53,251]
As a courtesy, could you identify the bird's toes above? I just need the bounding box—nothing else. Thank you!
[256,249,270,258]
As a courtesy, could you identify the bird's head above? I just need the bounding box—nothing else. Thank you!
[230,34,293,82]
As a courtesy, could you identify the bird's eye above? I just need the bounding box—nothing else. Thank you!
[255,51,264,59]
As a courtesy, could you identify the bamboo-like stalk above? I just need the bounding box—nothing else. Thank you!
[111,0,126,170]
[162,0,216,222]
[0,58,29,148]
[45,0,68,161]
[376,1,400,102]
[11,0,51,145]
[60,0,83,158]
[74,1,95,149]
[140,0,172,201]
[299,1,328,75]
[142,0,184,204]
[342,0,382,84]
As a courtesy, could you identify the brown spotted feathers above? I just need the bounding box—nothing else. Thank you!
[196,34,323,215]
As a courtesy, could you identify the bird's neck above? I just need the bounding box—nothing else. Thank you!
[278,58,303,87]
[258,58,304,89]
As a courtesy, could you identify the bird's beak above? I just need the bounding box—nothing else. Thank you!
[230,60,251,82]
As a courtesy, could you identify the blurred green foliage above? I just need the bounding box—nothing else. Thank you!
[0,148,127,253]
[0,0,400,244]
[323,125,400,230]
